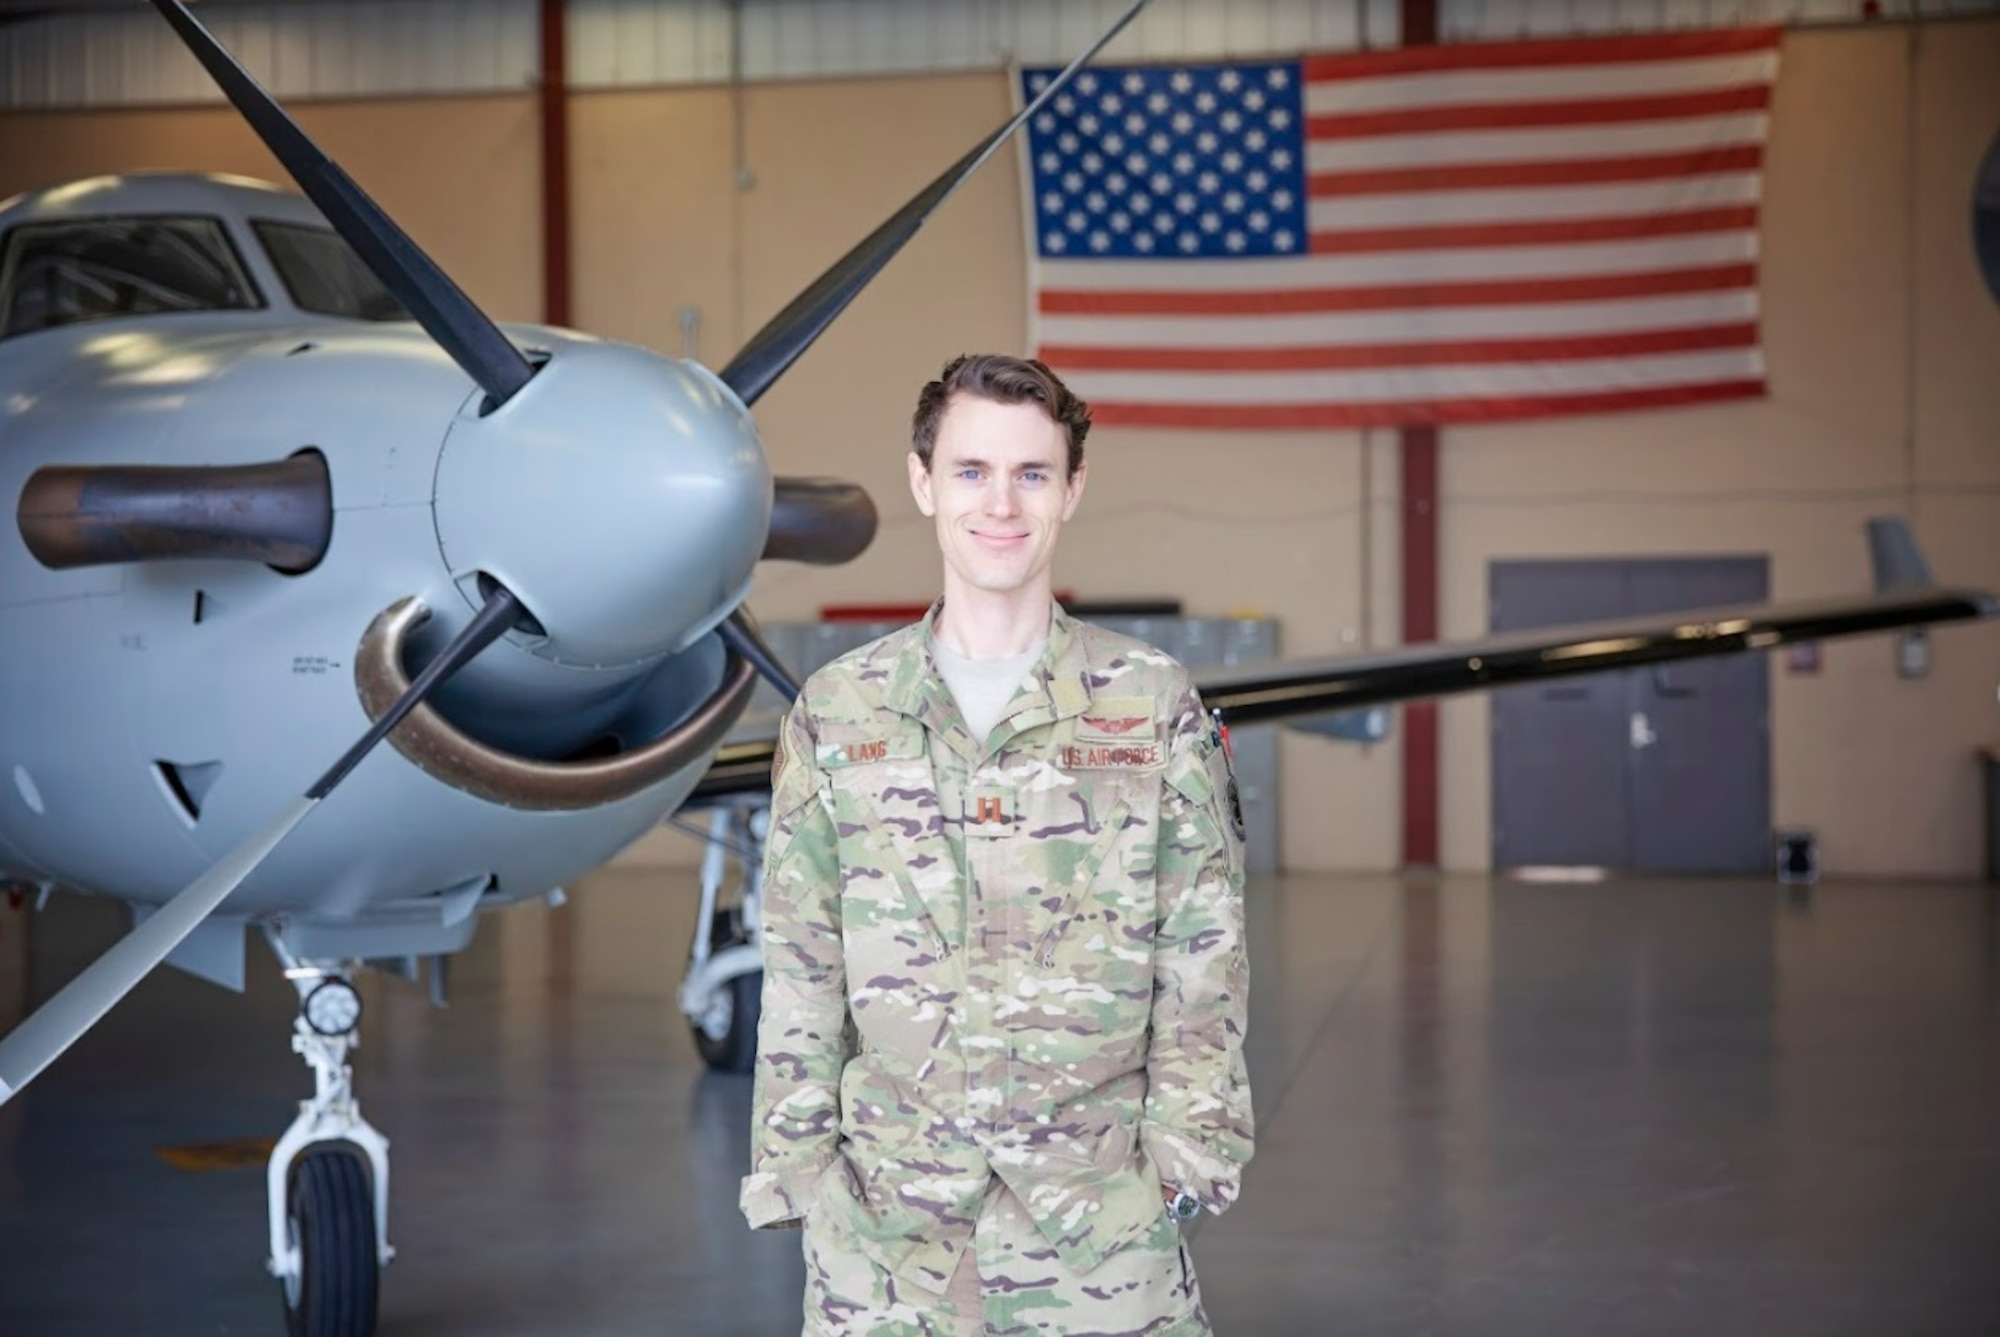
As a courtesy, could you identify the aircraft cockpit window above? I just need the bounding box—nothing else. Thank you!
[0,216,261,337]
[254,221,407,322]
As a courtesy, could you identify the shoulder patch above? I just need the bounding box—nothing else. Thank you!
[1213,715,1246,841]
[1223,768,1246,843]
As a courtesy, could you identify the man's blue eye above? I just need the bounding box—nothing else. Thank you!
[957,469,982,481]
[1021,471,1048,484]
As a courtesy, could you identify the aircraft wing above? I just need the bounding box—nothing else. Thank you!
[1190,585,1993,725]
[681,582,1996,807]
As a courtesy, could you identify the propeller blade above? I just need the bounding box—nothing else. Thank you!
[0,585,523,1105]
[149,0,537,410]
[717,0,1150,407]
[763,476,878,566]
[718,608,802,702]
[18,453,332,572]
[0,799,310,1104]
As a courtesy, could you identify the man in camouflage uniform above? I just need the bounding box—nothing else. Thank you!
[741,354,1253,1336]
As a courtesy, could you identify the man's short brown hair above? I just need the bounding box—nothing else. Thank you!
[911,354,1091,476]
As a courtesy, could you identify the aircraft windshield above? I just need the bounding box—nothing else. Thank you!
[254,221,406,322]
[0,215,261,337]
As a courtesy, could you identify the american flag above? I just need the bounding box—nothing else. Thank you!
[1020,28,1782,429]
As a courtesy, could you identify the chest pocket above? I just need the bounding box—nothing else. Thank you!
[1026,794,1136,967]
[1016,744,1165,983]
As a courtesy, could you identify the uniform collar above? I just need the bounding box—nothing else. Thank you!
[888,598,1094,759]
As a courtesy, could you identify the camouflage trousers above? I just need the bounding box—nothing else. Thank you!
[800,1177,1210,1337]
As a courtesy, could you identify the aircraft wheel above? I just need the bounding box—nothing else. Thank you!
[280,1142,380,1337]
[691,909,761,1075]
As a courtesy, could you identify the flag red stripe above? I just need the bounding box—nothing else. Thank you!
[1303,27,1781,81]
[1039,322,1757,373]
[1308,85,1771,139]
[1038,263,1754,317]
[1083,379,1765,429]
[1309,144,1763,196]
[1308,206,1759,253]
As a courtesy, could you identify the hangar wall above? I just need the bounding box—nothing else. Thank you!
[1437,24,2000,878]
[0,19,1994,877]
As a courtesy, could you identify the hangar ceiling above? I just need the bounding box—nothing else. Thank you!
[4,0,2000,111]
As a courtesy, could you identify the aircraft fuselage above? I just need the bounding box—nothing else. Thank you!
[0,176,772,947]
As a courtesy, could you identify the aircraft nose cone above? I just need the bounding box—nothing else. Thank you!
[432,343,771,668]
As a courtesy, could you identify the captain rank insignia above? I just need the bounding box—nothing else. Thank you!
[965,786,1015,838]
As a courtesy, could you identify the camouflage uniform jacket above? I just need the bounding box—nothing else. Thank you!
[739,602,1254,1291]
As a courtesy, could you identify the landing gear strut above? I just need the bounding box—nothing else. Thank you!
[264,939,392,1337]
[677,797,767,1073]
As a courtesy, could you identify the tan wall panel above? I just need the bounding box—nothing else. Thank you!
[1914,23,2000,485]
[0,97,542,323]
[570,86,739,356]
[1436,24,2000,876]
[1757,28,1914,461]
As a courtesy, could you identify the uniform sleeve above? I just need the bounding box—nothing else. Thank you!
[1140,685,1254,1216]
[739,699,853,1230]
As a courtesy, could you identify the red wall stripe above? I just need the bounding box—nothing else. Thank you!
[1401,424,1440,868]
[538,0,570,329]
[1400,0,1441,871]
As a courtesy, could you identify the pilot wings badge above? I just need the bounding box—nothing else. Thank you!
[1076,697,1154,744]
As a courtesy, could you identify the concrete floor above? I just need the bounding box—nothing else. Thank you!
[2,869,1998,1336]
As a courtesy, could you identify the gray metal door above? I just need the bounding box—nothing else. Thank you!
[1491,557,1770,873]
[1491,563,1631,868]
[1623,561,1771,873]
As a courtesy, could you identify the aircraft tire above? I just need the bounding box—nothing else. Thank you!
[281,1142,380,1337]
[691,910,761,1075]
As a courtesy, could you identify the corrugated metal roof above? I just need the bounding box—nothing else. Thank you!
[0,0,1992,110]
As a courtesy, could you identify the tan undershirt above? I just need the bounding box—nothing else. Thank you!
[929,637,1045,743]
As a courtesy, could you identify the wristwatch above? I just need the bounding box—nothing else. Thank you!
[1165,1187,1201,1222]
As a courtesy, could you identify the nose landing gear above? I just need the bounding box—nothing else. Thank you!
[677,797,768,1074]
[264,940,392,1337]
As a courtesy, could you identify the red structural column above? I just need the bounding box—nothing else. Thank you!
[1400,0,1439,868]
[539,0,572,328]
[1400,426,1439,867]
